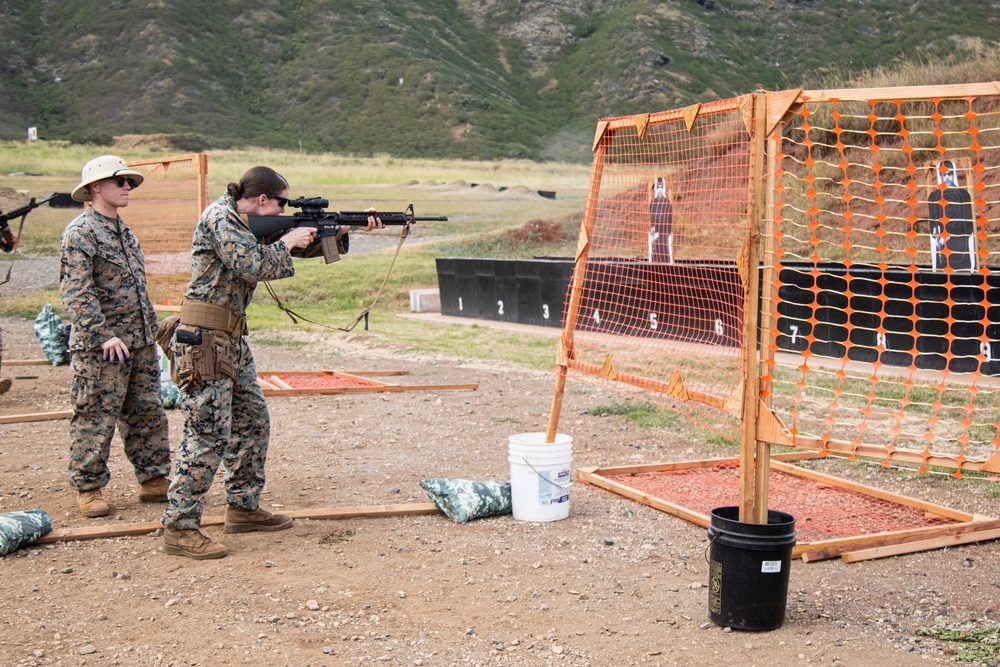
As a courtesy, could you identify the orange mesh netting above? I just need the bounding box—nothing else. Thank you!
[559,86,1000,475]
[763,86,1000,474]
[125,154,208,306]
[561,97,758,437]
[602,462,958,544]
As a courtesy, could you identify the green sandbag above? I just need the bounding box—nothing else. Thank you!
[33,304,69,366]
[161,381,181,409]
[419,478,512,524]
[0,510,52,557]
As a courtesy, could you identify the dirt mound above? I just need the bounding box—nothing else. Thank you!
[502,185,536,197]
[399,179,420,187]
[504,218,574,249]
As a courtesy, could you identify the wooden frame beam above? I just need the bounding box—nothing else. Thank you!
[33,503,443,544]
[0,410,72,424]
[257,370,477,396]
[577,455,999,562]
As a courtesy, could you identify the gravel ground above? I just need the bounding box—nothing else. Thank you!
[0,255,61,298]
[1,309,999,667]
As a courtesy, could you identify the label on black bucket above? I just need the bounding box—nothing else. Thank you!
[761,560,782,573]
[709,560,722,615]
[537,468,570,505]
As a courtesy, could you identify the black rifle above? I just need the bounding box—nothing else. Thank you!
[2,193,57,286]
[248,197,448,264]
[1,193,57,246]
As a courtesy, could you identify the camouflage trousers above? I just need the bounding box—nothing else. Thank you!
[67,343,171,491]
[162,341,270,530]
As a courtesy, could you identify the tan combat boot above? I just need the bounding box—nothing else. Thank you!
[78,489,110,518]
[162,527,228,560]
[138,476,170,503]
[223,506,293,534]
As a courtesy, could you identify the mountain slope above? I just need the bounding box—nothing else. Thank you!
[1,0,997,160]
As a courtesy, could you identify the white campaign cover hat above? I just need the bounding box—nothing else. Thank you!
[71,155,145,202]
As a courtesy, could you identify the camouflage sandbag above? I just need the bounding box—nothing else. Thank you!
[419,478,512,524]
[33,303,69,366]
[154,345,181,409]
[0,510,52,557]
[161,381,181,409]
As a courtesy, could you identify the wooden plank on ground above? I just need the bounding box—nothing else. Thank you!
[34,519,172,543]
[284,503,441,520]
[800,517,1000,563]
[338,370,409,377]
[33,503,443,544]
[257,377,281,391]
[0,410,72,424]
[265,375,295,390]
[261,383,478,396]
[841,526,1000,563]
[258,370,410,378]
[255,369,477,396]
[5,359,53,366]
[771,460,976,522]
[577,468,711,527]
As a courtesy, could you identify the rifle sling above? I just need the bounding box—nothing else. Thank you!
[264,223,410,333]
[0,211,29,287]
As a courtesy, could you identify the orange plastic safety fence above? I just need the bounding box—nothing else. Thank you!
[125,154,207,306]
[763,87,1000,474]
[562,97,758,437]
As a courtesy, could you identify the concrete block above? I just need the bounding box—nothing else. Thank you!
[410,288,441,313]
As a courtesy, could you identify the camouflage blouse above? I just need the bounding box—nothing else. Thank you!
[184,193,295,319]
[59,206,158,352]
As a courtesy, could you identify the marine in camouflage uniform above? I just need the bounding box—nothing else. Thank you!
[162,191,296,533]
[60,156,171,517]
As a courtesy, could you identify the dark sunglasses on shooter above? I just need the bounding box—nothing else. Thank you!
[111,176,140,188]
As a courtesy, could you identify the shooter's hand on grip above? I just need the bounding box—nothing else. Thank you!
[280,226,318,251]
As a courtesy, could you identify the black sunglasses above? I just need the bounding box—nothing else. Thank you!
[267,194,288,207]
[111,176,139,188]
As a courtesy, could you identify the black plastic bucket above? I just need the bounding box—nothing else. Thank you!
[707,506,796,631]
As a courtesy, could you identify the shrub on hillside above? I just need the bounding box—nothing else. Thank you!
[67,132,114,147]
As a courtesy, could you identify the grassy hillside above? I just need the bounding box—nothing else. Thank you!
[1,0,998,160]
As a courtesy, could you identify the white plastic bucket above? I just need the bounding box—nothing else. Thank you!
[507,432,572,522]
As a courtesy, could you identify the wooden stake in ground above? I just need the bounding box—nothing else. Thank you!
[738,92,769,524]
[546,124,610,444]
